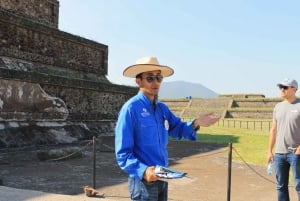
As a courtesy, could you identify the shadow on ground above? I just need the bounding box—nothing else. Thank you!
[0,138,227,195]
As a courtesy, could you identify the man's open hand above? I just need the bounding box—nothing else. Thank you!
[193,112,220,128]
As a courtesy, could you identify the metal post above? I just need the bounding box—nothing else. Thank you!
[227,143,232,201]
[93,136,96,189]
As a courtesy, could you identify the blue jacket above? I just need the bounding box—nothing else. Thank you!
[115,92,197,180]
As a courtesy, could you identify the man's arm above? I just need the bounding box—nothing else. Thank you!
[267,121,277,163]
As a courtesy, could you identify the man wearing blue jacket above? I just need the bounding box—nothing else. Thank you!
[115,56,219,201]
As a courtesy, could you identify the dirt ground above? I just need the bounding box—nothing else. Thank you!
[0,140,298,201]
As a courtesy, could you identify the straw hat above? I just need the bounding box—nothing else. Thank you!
[123,56,174,78]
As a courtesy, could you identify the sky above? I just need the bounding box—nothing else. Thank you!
[58,0,300,98]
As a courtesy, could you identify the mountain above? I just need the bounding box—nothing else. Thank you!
[159,81,219,99]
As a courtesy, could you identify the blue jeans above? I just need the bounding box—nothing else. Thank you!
[128,177,168,201]
[275,153,300,201]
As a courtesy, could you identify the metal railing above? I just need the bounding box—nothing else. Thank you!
[216,119,272,131]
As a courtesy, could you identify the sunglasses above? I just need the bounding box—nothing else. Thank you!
[278,85,293,90]
[143,75,163,83]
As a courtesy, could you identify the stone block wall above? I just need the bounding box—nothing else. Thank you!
[181,109,224,119]
[0,0,59,28]
[163,98,279,120]
[219,94,265,98]
[232,99,280,108]
[0,67,138,122]
[225,110,273,119]
[43,84,134,121]
[161,99,190,107]
[0,1,139,148]
[0,9,108,77]
[190,99,230,108]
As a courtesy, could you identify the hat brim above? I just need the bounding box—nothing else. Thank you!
[277,83,289,87]
[123,64,174,78]
[277,82,298,89]
[277,83,293,87]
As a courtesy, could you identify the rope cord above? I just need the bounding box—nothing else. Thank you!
[46,140,93,162]
[1,137,296,188]
[184,148,228,159]
[232,147,276,184]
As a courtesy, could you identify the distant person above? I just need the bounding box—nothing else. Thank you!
[115,56,220,201]
[267,78,300,201]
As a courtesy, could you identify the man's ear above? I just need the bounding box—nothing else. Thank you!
[136,78,141,86]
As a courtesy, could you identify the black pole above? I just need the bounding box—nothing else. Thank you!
[227,143,232,201]
[93,136,96,189]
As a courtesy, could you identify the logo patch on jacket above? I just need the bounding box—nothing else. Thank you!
[141,108,150,117]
